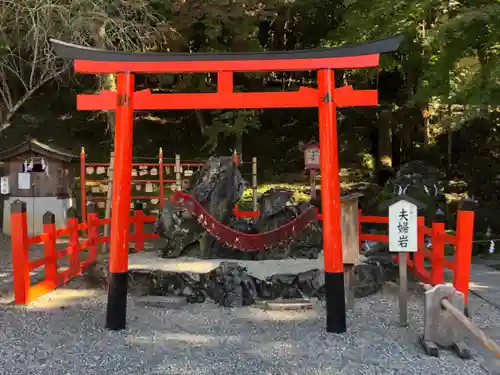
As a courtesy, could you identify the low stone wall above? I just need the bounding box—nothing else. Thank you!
[128,259,397,307]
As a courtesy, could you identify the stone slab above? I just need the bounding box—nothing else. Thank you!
[253,298,313,311]
[129,250,328,282]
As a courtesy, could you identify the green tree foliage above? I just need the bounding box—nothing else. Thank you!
[0,0,168,134]
[2,0,500,185]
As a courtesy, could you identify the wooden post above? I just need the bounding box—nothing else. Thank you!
[431,219,445,285]
[358,209,363,250]
[415,217,426,275]
[252,156,258,213]
[86,202,99,264]
[159,148,164,209]
[310,168,317,199]
[398,253,408,326]
[67,207,80,276]
[42,211,58,288]
[80,147,86,220]
[344,264,355,311]
[132,205,145,252]
[11,200,30,305]
[102,151,114,253]
[175,154,182,191]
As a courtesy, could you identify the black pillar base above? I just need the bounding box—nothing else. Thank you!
[325,271,347,333]
[105,272,128,331]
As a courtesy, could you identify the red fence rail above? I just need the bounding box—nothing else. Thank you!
[11,198,474,305]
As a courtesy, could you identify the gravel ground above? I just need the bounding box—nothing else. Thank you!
[0,233,499,374]
[0,279,497,375]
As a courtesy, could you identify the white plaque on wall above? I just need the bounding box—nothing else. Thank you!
[18,173,31,190]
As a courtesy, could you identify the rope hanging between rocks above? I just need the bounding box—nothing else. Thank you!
[170,191,317,252]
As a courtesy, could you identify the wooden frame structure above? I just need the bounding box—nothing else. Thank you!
[50,35,404,333]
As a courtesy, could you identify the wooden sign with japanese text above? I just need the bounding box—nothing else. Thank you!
[389,199,418,252]
[304,144,320,169]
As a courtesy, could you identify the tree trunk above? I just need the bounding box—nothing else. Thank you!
[423,109,430,150]
[477,46,489,118]
[102,152,114,253]
[447,104,453,171]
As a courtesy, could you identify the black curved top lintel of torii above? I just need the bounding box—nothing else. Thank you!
[50,35,404,63]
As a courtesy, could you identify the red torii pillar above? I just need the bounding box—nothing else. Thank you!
[317,69,345,332]
[50,36,403,333]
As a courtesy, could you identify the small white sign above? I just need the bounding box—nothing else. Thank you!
[18,173,31,190]
[304,144,320,169]
[0,176,9,194]
[389,199,418,252]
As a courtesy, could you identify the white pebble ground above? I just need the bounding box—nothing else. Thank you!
[0,280,497,375]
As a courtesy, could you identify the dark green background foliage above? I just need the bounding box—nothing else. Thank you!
[2,0,500,248]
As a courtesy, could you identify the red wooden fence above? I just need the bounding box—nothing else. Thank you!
[233,207,474,303]
[80,147,205,218]
[10,200,474,305]
[10,202,157,305]
[358,210,474,303]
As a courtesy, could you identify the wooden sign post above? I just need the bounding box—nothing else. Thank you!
[382,195,425,326]
[304,143,320,199]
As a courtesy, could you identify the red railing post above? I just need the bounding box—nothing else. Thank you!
[43,211,58,288]
[11,200,30,304]
[133,205,145,252]
[87,202,99,263]
[454,209,474,303]
[67,207,80,275]
[431,220,445,285]
[414,217,426,273]
[358,209,362,250]
[159,147,164,209]
[80,146,87,220]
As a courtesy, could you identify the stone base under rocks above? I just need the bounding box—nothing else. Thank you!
[253,299,314,311]
[127,251,398,307]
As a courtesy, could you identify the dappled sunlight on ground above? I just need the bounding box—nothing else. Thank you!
[28,288,101,310]
[468,281,491,290]
[129,332,218,346]
[235,305,320,322]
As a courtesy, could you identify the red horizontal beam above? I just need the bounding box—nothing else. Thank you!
[74,54,380,74]
[77,86,378,111]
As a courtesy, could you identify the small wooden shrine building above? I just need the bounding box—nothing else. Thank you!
[0,138,78,235]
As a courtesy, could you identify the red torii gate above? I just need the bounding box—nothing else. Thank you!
[51,36,403,334]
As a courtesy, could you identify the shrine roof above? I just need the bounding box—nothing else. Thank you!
[0,138,78,162]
